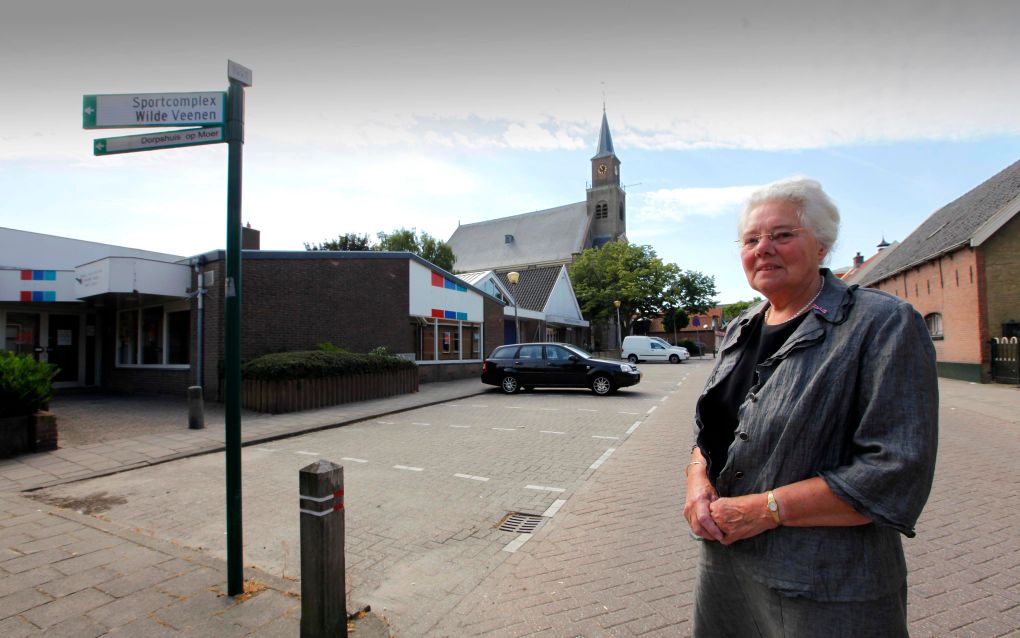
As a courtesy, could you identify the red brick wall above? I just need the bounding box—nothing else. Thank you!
[982,214,1020,339]
[871,247,982,365]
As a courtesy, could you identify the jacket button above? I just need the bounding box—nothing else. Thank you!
[738,432,749,441]
[748,393,758,402]
[734,471,744,480]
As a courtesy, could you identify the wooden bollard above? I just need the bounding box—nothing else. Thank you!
[299,460,347,638]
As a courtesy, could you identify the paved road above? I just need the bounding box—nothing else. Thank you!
[7,361,1020,636]
[30,364,694,636]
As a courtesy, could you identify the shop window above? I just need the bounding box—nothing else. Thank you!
[925,313,943,339]
[117,305,190,366]
[118,309,139,364]
[413,317,481,362]
[167,310,191,364]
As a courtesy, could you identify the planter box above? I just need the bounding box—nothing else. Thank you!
[243,368,419,414]
[0,411,58,458]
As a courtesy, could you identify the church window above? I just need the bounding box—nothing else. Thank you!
[596,201,608,219]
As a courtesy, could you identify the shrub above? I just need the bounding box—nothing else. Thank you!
[678,340,701,354]
[0,352,58,417]
[242,350,415,382]
[317,342,349,353]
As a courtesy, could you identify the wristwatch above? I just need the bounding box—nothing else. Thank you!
[766,490,781,525]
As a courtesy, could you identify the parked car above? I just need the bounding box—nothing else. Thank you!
[621,335,690,364]
[481,342,641,396]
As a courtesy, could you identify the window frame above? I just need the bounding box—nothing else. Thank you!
[924,313,943,340]
[116,302,191,369]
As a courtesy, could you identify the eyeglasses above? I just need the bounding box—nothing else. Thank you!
[737,227,807,250]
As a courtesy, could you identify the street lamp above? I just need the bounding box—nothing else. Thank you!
[507,271,520,344]
[614,299,622,350]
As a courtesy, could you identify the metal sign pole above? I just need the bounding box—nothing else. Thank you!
[224,60,251,597]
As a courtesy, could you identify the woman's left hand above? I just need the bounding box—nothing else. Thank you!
[709,494,776,545]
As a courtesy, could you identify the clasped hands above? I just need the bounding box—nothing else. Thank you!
[683,477,776,545]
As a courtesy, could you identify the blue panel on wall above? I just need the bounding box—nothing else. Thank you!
[456,312,468,321]
[444,310,457,319]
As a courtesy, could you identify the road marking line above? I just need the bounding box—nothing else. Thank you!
[376,420,395,424]
[412,422,430,426]
[470,404,489,408]
[626,421,641,435]
[525,485,566,493]
[254,447,278,452]
[492,427,516,431]
[539,408,559,411]
[592,435,620,440]
[503,533,531,553]
[295,451,319,456]
[454,473,490,482]
[449,424,471,429]
[589,448,616,470]
[507,406,524,409]
[341,457,368,463]
[577,408,598,412]
[394,465,424,472]
[540,430,565,435]
[646,405,658,415]
[542,499,567,517]
[660,395,669,402]
[618,411,640,415]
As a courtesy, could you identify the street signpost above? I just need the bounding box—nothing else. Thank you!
[83,60,251,597]
[93,126,224,155]
[83,92,226,129]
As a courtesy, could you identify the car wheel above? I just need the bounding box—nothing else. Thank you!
[627,354,639,364]
[500,375,519,394]
[591,374,614,396]
[669,354,680,364]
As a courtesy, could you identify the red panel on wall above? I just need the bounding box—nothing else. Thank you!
[431,272,444,287]
[20,270,32,280]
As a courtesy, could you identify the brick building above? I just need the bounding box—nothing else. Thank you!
[1,227,504,396]
[856,160,1020,382]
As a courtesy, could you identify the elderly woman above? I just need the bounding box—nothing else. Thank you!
[684,177,938,637]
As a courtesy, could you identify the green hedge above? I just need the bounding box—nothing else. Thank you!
[0,352,58,418]
[241,350,416,382]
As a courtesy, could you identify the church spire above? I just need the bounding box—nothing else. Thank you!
[592,109,616,159]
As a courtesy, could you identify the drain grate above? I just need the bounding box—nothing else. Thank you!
[497,512,546,534]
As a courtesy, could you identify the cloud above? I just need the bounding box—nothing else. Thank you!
[634,186,758,223]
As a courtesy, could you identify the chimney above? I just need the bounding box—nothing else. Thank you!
[853,252,864,268]
[242,223,260,250]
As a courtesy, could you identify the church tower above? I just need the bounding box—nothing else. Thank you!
[586,109,626,247]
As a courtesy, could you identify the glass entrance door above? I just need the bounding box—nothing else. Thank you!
[5,312,41,359]
[47,314,80,384]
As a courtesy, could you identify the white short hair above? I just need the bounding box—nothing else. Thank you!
[739,177,840,256]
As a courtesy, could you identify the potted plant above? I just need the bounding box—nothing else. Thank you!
[0,352,59,458]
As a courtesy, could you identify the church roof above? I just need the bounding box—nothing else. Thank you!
[859,158,1020,286]
[592,110,616,160]
[448,202,590,272]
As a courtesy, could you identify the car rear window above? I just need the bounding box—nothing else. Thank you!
[490,346,517,358]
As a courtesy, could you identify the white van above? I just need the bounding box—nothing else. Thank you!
[621,336,690,364]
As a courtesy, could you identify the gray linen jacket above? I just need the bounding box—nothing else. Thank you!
[694,269,939,601]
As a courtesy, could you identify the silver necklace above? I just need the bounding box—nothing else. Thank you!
[765,276,824,325]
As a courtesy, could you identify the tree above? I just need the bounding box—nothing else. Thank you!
[305,228,456,272]
[570,242,678,336]
[304,233,372,251]
[722,297,763,322]
[666,270,718,316]
[376,228,456,272]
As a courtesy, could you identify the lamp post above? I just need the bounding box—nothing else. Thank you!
[614,300,622,350]
[508,271,520,344]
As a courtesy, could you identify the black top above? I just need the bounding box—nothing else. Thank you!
[699,311,806,482]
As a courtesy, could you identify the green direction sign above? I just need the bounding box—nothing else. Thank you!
[83,92,226,129]
[93,126,225,156]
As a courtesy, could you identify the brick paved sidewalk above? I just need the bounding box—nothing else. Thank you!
[0,379,488,637]
[0,379,489,493]
[430,372,1020,637]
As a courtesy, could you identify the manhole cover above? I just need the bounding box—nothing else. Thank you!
[497,512,545,534]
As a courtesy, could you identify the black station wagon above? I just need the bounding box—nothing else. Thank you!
[481,342,641,396]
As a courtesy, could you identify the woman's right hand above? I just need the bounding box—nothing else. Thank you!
[683,457,725,542]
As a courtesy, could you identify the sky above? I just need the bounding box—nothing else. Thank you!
[3,1,1020,303]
